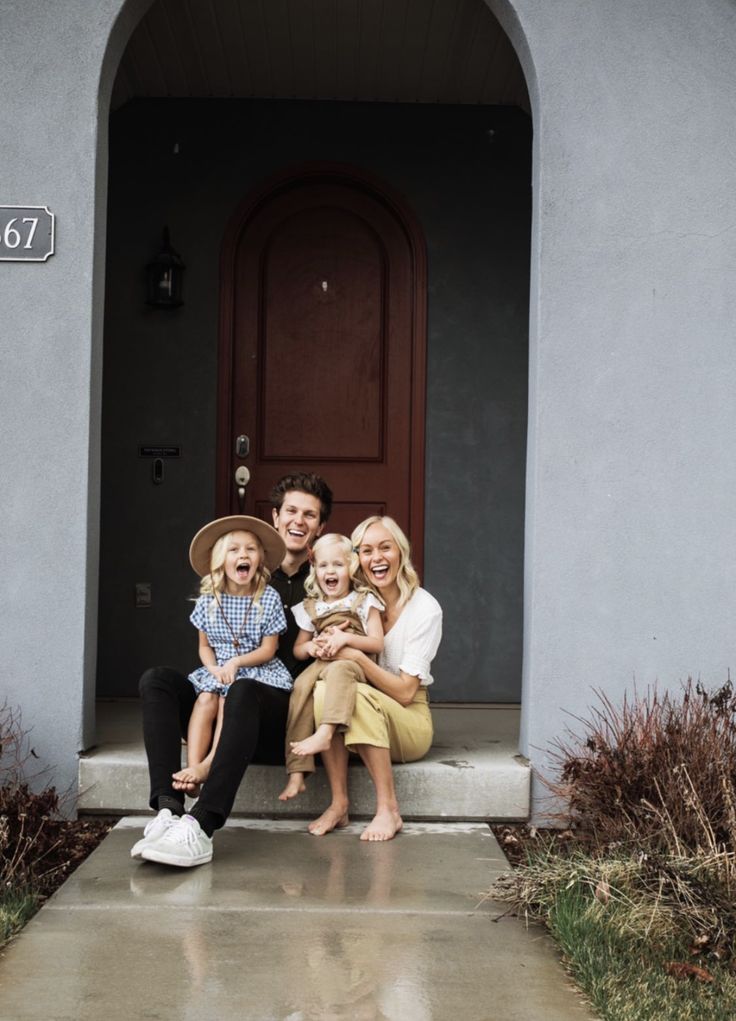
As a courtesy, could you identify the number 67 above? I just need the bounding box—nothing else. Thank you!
[2,217,38,249]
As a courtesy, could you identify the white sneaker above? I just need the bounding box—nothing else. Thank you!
[140,815,213,868]
[130,808,178,859]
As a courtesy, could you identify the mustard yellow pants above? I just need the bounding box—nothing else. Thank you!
[314,681,432,763]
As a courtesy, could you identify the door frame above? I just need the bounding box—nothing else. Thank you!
[216,162,428,564]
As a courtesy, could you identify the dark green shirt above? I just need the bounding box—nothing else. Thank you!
[269,560,310,679]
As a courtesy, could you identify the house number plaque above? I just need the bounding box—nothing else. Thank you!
[0,206,55,262]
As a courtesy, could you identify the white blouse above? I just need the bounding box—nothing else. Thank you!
[380,588,442,686]
[291,590,384,632]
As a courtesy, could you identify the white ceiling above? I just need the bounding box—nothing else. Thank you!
[112,0,529,112]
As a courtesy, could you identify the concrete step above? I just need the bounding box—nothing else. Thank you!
[79,700,530,821]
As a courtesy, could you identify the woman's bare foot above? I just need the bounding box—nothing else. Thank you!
[360,806,403,842]
[308,800,350,836]
[278,772,307,801]
[290,723,336,758]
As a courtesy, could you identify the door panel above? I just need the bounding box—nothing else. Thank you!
[219,167,426,566]
[260,207,384,461]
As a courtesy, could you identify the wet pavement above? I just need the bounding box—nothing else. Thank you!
[0,820,594,1020]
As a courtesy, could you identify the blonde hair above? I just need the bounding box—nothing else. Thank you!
[304,533,368,600]
[351,516,419,608]
[200,529,270,618]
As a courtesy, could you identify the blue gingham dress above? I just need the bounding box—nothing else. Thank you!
[188,586,292,696]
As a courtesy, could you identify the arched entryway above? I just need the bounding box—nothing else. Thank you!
[97,0,532,707]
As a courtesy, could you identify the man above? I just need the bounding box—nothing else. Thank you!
[130,472,332,867]
[267,475,330,682]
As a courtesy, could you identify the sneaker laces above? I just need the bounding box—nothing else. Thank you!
[165,817,204,847]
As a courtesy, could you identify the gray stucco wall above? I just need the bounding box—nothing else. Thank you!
[98,98,531,702]
[0,0,124,797]
[489,0,736,807]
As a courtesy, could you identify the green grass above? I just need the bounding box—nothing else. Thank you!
[547,882,736,1021]
[0,887,40,946]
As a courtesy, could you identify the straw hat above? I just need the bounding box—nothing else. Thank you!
[189,516,285,576]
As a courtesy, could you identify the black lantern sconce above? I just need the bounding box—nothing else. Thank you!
[145,227,185,308]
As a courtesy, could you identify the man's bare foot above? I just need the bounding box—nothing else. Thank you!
[308,801,350,836]
[278,773,307,801]
[290,724,336,758]
[360,807,403,842]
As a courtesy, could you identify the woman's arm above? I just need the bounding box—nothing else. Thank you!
[331,594,442,706]
[333,648,421,706]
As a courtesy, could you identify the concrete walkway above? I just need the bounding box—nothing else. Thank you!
[0,820,594,1021]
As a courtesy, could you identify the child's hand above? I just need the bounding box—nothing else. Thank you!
[301,639,323,659]
[310,635,333,660]
[319,627,350,658]
[221,659,239,685]
[210,661,237,686]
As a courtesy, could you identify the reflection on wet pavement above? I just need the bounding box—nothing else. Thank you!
[0,822,594,1021]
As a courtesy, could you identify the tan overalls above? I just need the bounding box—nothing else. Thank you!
[285,593,370,775]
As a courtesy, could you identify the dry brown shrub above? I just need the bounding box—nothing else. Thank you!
[547,679,736,854]
[0,703,110,898]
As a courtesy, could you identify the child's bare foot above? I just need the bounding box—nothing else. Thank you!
[171,775,200,795]
[360,807,403,842]
[278,773,307,801]
[172,764,210,793]
[308,800,350,836]
[290,723,336,758]
[172,779,201,798]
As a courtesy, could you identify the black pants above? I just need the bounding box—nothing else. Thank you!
[139,666,290,830]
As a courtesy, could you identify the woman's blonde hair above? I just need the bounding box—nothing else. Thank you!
[304,533,368,599]
[350,516,419,608]
[200,529,270,618]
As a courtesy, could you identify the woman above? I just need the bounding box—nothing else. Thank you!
[308,516,442,841]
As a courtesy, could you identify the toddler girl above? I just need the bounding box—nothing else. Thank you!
[278,533,384,801]
[172,515,291,793]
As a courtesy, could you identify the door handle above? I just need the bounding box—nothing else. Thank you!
[234,465,250,512]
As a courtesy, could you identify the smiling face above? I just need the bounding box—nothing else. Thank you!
[357,523,401,595]
[314,543,351,601]
[272,490,324,559]
[222,530,263,594]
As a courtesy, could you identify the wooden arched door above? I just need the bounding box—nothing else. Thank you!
[217,165,426,566]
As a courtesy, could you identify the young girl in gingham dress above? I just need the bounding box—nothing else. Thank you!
[172,519,291,792]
